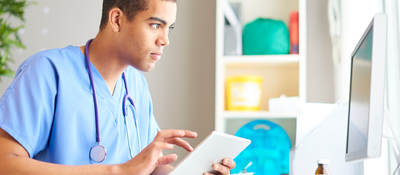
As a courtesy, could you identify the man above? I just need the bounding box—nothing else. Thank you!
[0,0,235,174]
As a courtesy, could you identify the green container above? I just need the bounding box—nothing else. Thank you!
[243,18,290,55]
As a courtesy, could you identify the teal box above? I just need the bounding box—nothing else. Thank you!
[243,18,290,55]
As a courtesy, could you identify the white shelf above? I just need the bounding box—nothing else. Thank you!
[224,54,300,67]
[223,111,297,119]
[215,0,306,134]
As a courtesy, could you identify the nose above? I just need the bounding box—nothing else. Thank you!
[157,30,170,47]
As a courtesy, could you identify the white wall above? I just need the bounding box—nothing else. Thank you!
[0,0,216,164]
[335,0,382,101]
[304,0,335,103]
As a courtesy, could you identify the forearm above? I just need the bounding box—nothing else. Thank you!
[0,155,120,175]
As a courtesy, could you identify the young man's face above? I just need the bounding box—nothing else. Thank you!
[117,0,177,72]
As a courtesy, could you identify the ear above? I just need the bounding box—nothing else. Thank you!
[108,8,124,32]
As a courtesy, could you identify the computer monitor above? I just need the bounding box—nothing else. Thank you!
[345,14,387,162]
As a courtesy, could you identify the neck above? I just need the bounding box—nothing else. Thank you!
[82,34,128,95]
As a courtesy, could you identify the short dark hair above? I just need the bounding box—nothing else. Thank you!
[99,0,176,30]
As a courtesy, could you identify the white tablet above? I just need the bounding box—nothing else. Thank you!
[170,131,251,175]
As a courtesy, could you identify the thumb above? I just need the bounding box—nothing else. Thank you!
[157,154,178,166]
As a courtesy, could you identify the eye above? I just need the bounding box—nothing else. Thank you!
[151,23,161,29]
[169,26,175,32]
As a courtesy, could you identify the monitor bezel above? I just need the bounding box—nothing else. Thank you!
[345,13,387,162]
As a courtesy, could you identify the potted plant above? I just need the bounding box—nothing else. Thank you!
[0,0,29,78]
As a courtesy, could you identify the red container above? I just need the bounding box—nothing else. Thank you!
[289,11,299,54]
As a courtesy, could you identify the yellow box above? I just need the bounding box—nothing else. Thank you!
[226,76,263,111]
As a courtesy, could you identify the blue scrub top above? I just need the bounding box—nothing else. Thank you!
[0,46,160,165]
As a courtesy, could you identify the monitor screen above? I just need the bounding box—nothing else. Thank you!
[346,26,373,156]
[345,14,387,162]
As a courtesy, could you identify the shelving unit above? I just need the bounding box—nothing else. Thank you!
[215,0,303,146]
[214,0,336,173]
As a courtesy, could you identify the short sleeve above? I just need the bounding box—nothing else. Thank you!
[0,55,58,158]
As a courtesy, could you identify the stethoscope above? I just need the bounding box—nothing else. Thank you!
[85,39,141,163]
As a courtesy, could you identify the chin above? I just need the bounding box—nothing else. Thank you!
[130,62,155,72]
[141,65,156,72]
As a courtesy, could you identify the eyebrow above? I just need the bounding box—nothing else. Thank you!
[147,17,175,27]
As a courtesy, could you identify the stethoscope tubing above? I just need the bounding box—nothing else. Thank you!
[85,39,101,144]
[85,39,141,162]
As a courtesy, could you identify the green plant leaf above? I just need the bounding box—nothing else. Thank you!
[0,0,30,77]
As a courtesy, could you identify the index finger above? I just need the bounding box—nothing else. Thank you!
[222,158,236,169]
[155,129,198,140]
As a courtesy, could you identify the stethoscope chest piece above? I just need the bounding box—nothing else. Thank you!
[90,143,107,163]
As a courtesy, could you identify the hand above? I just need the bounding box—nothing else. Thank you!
[118,129,197,175]
[203,158,236,175]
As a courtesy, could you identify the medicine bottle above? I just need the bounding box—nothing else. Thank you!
[315,159,329,175]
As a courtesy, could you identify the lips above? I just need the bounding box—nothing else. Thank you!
[150,52,162,61]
